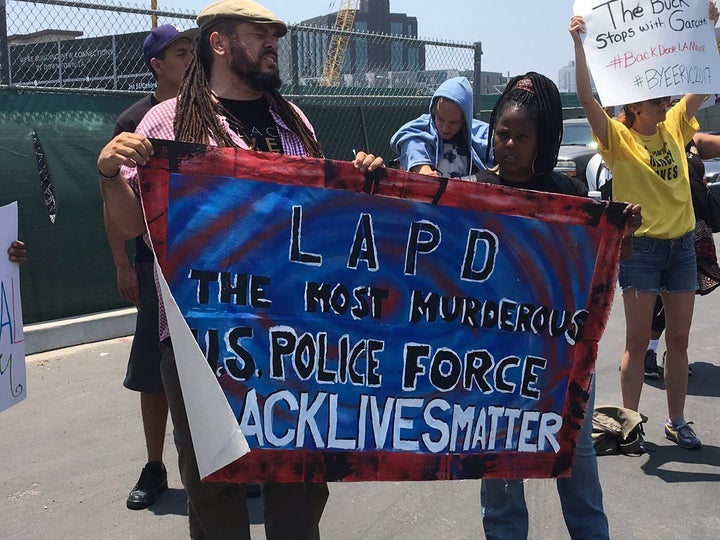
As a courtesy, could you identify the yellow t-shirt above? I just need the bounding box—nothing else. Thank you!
[597,99,698,239]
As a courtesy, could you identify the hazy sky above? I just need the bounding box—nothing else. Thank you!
[164,0,576,82]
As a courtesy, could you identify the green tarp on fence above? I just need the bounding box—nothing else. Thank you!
[5,89,716,324]
[0,90,426,323]
[0,91,137,323]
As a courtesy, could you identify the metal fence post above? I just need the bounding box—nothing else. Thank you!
[0,0,9,85]
[112,34,117,90]
[57,39,62,85]
[289,27,299,96]
[473,41,482,119]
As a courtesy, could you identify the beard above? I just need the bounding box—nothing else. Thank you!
[228,37,282,92]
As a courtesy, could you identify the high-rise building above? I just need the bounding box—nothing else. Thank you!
[298,0,424,84]
[558,60,576,93]
[558,60,596,93]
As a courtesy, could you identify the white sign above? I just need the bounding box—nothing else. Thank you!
[574,0,720,106]
[0,202,26,413]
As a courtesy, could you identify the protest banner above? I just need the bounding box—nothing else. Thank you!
[0,202,26,414]
[138,140,628,483]
[574,0,720,106]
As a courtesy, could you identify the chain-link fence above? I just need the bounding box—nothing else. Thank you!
[2,0,197,92]
[0,0,483,324]
[284,24,477,157]
[1,0,480,158]
[1,2,478,114]
[2,0,478,92]
[5,1,718,324]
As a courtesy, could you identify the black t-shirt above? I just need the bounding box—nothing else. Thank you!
[113,94,159,137]
[218,96,284,154]
[474,169,588,197]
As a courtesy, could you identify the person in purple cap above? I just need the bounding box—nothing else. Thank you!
[102,23,196,511]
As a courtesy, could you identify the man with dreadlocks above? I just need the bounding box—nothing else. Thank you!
[474,72,640,540]
[97,1,381,538]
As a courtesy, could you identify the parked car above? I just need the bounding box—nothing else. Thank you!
[703,157,720,183]
[585,152,611,193]
[556,122,720,189]
[555,118,598,187]
[582,153,720,196]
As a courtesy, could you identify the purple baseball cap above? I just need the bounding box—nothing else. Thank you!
[143,24,199,69]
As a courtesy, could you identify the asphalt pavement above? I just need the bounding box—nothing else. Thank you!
[2,282,720,540]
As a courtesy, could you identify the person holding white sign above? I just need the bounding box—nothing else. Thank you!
[569,2,719,451]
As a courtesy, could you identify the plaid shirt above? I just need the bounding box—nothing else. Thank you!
[121,96,318,341]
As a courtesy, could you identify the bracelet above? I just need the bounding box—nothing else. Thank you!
[98,168,120,181]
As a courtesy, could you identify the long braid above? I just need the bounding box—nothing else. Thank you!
[175,21,323,157]
[486,71,563,176]
[175,25,235,146]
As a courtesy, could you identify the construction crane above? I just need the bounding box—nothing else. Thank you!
[319,0,360,87]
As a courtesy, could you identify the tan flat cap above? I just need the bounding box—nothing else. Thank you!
[197,0,288,36]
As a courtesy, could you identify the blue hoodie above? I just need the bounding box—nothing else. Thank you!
[390,77,489,175]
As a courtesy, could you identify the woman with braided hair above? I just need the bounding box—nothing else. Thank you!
[477,72,640,540]
[481,72,564,182]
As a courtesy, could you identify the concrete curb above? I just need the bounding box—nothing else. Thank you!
[23,308,136,355]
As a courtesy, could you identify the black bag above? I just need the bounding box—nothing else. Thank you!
[706,182,720,233]
[592,405,648,456]
[593,158,613,201]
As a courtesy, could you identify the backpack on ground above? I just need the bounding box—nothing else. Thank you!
[592,405,647,456]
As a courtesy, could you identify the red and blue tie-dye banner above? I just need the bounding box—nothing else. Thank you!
[139,140,626,483]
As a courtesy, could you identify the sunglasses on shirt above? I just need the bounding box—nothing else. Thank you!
[647,96,671,105]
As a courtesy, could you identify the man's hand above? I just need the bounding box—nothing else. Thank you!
[97,132,154,178]
[353,151,384,172]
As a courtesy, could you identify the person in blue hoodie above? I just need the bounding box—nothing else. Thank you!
[390,76,489,177]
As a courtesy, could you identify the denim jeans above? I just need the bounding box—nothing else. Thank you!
[481,378,608,540]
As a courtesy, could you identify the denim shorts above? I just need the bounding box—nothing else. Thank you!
[618,231,697,293]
